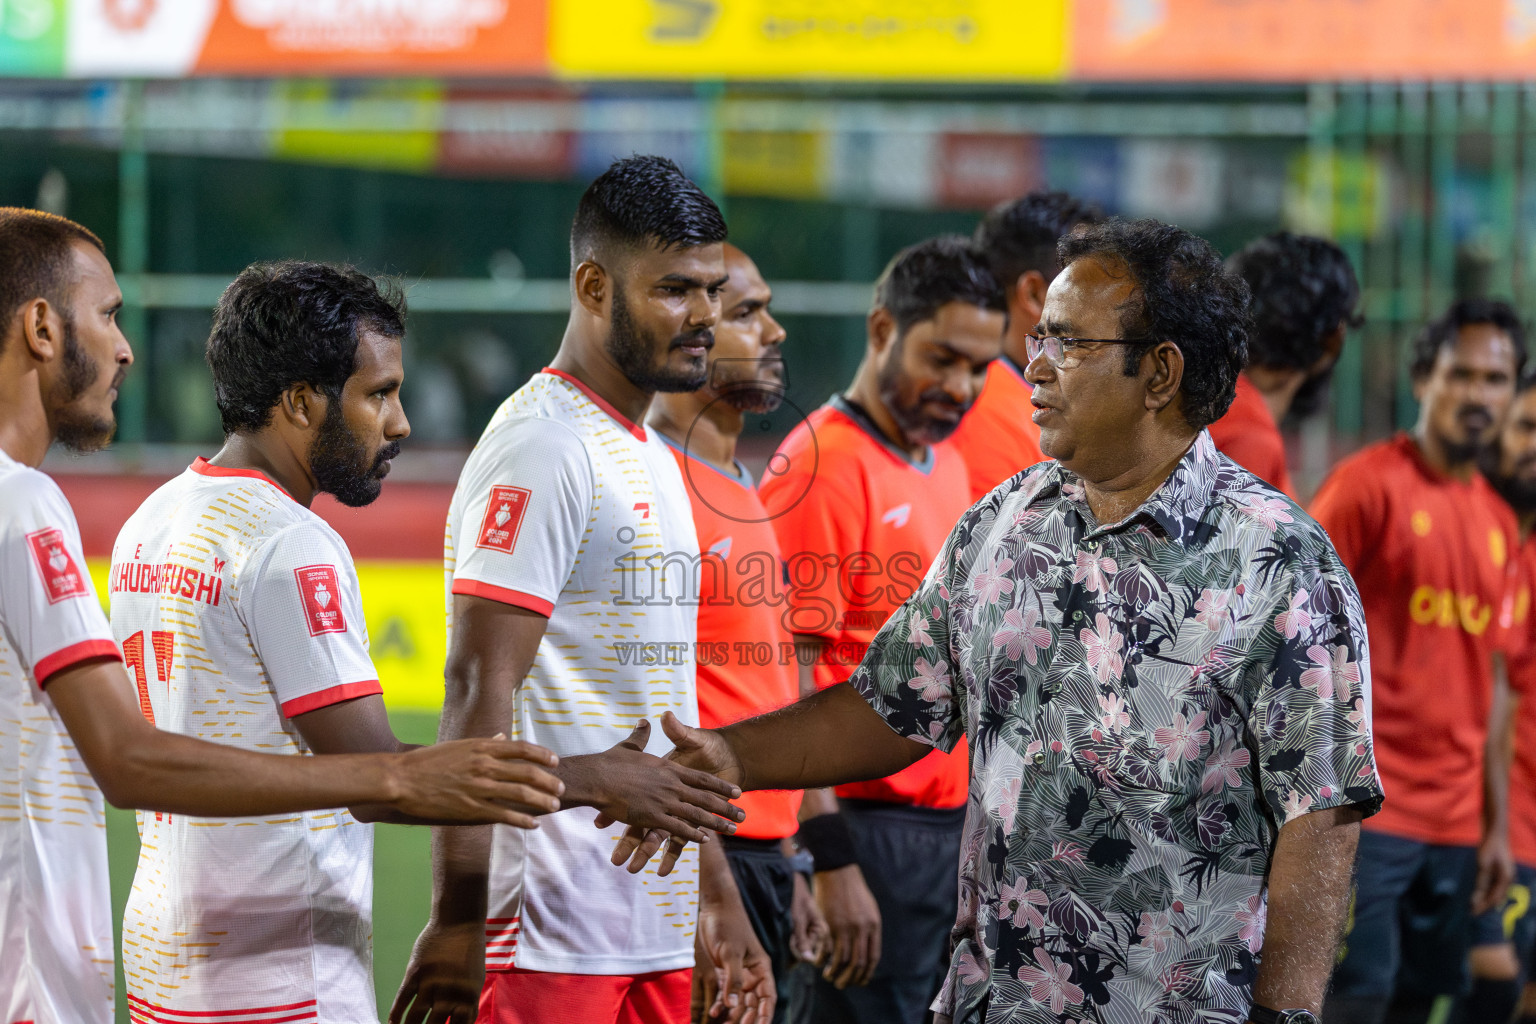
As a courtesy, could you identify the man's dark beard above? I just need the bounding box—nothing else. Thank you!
[1286,362,1337,421]
[52,315,117,454]
[877,339,966,446]
[606,283,710,394]
[309,400,399,508]
[715,359,785,415]
[1483,445,1536,514]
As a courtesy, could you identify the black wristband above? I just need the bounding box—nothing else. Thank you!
[797,813,858,872]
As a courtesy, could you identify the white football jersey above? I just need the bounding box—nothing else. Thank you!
[110,459,381,1023]
[0,447,119,1024]
[446,368,701,976]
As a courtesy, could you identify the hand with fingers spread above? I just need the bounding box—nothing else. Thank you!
[598,712,745,874]
[388,919,485,1024]
[581,717,744,854]
[390,736,563,827]
[812,864,882,989]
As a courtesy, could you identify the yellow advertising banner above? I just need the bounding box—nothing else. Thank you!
[91,559,450,712]
[551,0,1068,80]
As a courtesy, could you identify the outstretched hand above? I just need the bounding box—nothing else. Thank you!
[595,712,745,875]
[393,735,563,828]
[580,716,743,860]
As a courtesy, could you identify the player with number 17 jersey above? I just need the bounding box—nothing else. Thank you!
[109,458,383,1022]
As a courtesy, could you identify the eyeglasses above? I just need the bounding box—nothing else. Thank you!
[1024,334,1154,367]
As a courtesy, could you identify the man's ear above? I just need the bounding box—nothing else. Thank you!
[574,260,609,319]
[1143,340,1185,416]
[1013,271,1049,326]
[278,382,323,431]
[867,307,898,357]
[17,297,62,361]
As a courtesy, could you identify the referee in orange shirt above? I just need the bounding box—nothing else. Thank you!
[951,192,1102,503]
[649,244,826,1022]
[758,236,1005,1024]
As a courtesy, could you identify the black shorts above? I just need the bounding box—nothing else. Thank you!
[1471,862,1536,958]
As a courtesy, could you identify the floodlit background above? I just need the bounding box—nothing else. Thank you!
[7,0,1536,1017]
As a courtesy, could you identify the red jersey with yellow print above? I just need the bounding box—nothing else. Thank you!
[1310,434,1518,845]
[948,355,1047,504]
[1499,532,1536,867]
[1208,373,1294,496]
[758,395,970,810]
[664,436,802,840]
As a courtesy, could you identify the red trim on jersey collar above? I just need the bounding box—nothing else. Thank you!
[542,367,648,442]
[190,457,294,498]
[34,638,122,689]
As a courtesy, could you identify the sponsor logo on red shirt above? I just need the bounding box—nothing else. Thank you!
[294,565,347,636]
[476,485,531,554]
[26,527,88,604]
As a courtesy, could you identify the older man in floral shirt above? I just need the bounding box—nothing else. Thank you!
[620,219,1384,1024]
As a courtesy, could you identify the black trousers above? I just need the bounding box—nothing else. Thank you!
[806,800,965,1024]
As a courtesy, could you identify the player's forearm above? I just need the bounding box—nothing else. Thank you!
[1251,805,1362,1013]
[1484,658,1515,839]
[699,834,744,912]
[720,683,928,792]
[103,719,406,815]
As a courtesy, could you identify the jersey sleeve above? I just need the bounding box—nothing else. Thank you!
[240,522,381,717]
[0,473,121,686]
[761,455,863,642]
[846,508,968,754]
[449,417,593,616]
[1308,463,1383,578]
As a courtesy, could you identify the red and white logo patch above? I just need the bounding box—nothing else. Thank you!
[294,565,347,636]
[476,485,531,554]
[26,527,88,604]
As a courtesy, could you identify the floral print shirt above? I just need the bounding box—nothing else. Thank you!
[848,431,1384,1024]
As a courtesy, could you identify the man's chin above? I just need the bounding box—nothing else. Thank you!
[55,415,116,454]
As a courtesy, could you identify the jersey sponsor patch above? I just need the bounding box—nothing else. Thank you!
[476,485,531,553]
[26,526,89,604]
[294,564,347,636]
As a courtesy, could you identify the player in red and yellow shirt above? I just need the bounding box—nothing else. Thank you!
[758,236,1004,1024]
[649,243,825,1022]
[1313,300,1525,1024]
[1209,232,1359,495]
[1464,377,1536,1024]
[953,192,1102,503]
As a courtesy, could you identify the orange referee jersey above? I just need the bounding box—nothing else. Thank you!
[949,354,1047,503]
[664,436,802,840]
[1207,373,1294,496]
[758,395,970,810]
[1311,434,1519,846]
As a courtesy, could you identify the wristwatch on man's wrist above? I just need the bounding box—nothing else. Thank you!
[1247,1005,1318,1024]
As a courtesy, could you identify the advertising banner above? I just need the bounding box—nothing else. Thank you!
[64,0,547,77]
[1072,0,1536,80]
[0,0,65,75]
[550,0,1070,81]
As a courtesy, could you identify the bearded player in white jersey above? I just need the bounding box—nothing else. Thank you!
[0,215,568,1024]
[392,156,769,1024]
[107,259,743,1022]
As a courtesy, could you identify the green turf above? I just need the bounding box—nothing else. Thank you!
[107,709,441,1023]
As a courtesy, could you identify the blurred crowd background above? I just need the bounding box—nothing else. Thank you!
[6,2,1536,497]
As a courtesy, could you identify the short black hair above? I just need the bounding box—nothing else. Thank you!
[973,191,1105,288]
[873,235,1006,336]
[206,261,406,435]
[1227,232,1360,371]
[1057,218,1251,431]
[1409,298,1528,382]
[570,155,727,273]
[0,207,106,354]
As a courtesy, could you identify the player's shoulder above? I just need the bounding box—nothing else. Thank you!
[0,458,71,522]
